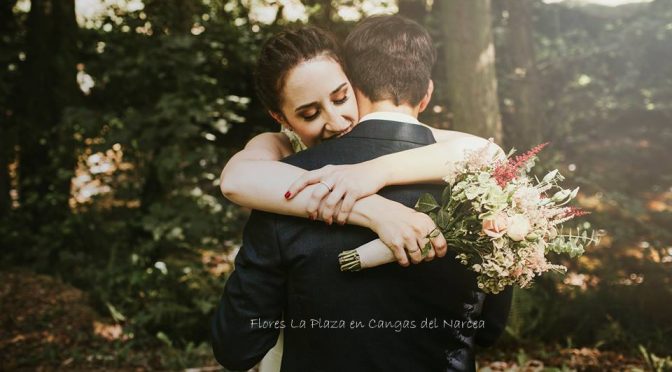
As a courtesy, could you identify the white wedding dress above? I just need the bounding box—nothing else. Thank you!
[258,330,284,372]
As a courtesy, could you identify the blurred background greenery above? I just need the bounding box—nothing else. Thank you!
[1,0,671,370]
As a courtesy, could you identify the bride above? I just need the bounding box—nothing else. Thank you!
[218,25,502,371]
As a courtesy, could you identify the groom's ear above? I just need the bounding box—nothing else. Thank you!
[417,80,434,113]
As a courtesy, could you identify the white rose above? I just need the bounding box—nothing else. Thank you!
[506,214,531,241]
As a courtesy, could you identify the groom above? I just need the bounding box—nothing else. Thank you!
[212,15,512,371]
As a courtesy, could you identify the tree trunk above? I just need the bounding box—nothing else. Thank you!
[0,124,10,216]
[398,0,429,23]
[499,0,544,150]
[305,0,334,27]
[144,0,202,34]
[17,0,78,222]
[0,120,11,216]
[438,0,503,143]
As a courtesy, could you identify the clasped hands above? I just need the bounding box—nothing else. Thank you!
[285,163,447,267]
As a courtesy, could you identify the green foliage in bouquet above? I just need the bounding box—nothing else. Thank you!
[414,143,601,294]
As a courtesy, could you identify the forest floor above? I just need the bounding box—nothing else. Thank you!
[0,269,650,371]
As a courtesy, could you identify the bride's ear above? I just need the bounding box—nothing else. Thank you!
[269,111,289,128]
[418,80,434,113]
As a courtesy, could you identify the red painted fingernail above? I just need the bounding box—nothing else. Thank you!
[284,191,291,199]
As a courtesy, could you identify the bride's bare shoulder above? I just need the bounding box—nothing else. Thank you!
[246,132,294,158]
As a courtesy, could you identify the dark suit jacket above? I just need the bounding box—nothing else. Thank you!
[212,119,512,371]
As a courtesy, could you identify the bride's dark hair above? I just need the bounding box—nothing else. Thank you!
[254,26,343,116]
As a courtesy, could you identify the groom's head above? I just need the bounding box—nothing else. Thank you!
[344,15,436,111]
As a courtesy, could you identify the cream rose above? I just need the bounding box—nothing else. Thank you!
[506,214,531,241]
[482,213,508,238]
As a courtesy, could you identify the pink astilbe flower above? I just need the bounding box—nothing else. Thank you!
[563,206,590,218]
[551,206,591,226]
[492,142,550,187]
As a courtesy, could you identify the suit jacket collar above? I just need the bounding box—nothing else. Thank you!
[344,119,436,146]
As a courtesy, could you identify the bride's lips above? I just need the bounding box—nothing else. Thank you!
[336,126,353,138]
[323,123,355,141]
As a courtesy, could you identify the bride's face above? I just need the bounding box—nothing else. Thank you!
[276,56,358,147]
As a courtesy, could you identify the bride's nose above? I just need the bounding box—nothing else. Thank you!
[324,108,350,132]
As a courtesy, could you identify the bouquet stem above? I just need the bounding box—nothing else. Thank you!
[339,239,395,272]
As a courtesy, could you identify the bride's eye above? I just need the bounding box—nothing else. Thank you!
[301,110,320,121]
[334,95,349,105]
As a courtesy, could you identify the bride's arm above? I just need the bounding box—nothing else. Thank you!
[220,132,447,266]
[219,132,293,207]
[378,127,506,185]
[286,128,506,223]
[221,132,380,224]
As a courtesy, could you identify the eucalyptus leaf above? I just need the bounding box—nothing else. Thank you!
[542,169,558,183]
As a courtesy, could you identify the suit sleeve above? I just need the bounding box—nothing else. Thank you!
[475,286,513,347]
[211,211,286,370]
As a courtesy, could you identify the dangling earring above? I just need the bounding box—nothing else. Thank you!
[281,126,308,153]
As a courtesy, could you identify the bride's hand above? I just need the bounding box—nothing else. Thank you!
[285,162,387,224]
[368,202,448,267]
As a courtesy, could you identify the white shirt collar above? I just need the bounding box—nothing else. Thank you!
[358,111,421,125]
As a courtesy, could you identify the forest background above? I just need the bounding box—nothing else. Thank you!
[1,0,671,370]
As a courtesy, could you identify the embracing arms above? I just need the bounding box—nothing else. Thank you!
[285,128,505,222]
[379,127,505,186]
[219,132,446,266]
[219,128,503,266]
[220,133,374,223]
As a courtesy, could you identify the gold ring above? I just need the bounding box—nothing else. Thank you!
[406,247,420,253]
[319,181,333,192]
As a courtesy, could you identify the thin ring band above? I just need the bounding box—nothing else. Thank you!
[319,181,333,192]
[406,247,420,253]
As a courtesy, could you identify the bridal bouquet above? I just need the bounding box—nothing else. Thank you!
[338,142,600,294]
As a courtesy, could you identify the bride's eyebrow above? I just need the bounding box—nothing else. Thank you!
[294,82,348,112]
[295,102,317,113]
[330,82,348,96]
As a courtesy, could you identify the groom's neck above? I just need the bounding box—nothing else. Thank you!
[356,93,419,119]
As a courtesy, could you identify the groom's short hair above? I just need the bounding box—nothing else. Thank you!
[343,15,436,107]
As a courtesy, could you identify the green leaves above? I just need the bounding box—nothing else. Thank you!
[415,193,439,213]
[106,302,127,322]
[436,208,452,231]
[545,226,600,258]
[421,241,432,257]
[416,193,455,232]
[441,182,452,205]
